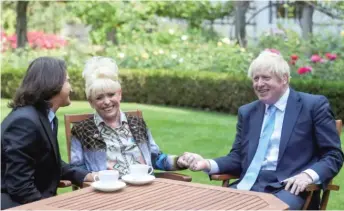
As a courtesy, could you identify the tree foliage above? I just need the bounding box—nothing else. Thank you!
[152,1,234,27]
[64,1,234,44]
[311,0,344,19]
[66,1,157,45]
[1,2,16,34]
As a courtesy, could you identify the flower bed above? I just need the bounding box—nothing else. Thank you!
[1,31,67,52]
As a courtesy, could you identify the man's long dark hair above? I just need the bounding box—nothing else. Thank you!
[8,57,67,112]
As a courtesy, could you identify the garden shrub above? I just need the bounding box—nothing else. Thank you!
[2,68,343,120]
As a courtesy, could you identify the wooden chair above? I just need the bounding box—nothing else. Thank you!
[210,120,342,210]
[59,110,191,189]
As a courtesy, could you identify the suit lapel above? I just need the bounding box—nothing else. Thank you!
[277,89,302,163]
[247,101,265,163]
[37,110,60,163]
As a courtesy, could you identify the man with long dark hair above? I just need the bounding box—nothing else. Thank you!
[1,57,95,209]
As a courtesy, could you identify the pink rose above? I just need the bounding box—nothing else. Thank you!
[310,54,322,63]
[297,66,312,75]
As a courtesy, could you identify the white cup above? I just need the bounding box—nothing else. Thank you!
[129,164,153,178]
[93,170,119,184]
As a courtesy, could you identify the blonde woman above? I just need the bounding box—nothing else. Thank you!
[70,57,187,176]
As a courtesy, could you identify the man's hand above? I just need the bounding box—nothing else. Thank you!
[178,152,210,171]
[84,172,98,182]
[283,172,313,195]
[190,159,211,171]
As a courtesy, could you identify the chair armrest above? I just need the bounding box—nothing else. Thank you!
[210,174,239,181]
[155,172,192,182]
[306,184,340,192]
[327,184,340,191]
[58,180,72,188]
[305,184,321,191]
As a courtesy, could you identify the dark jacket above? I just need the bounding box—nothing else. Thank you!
[1,106,89,209]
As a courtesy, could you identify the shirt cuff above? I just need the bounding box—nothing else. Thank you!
[303,169,320,184]
[203,159,220,174]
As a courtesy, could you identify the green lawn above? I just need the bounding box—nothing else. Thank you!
[1,99,343,209]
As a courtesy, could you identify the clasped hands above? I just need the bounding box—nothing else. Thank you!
[177,152,313,195]
[177,152,210,171]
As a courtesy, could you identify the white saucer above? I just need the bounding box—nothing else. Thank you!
[121,174,155,185]
[91,181,126,192]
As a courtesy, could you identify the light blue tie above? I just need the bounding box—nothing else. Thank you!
[237,105,277,190]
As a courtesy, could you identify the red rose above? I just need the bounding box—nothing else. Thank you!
[290,54,298,61]
[297,66,312,75]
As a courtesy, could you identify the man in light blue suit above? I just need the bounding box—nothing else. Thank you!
[178,50,343,210]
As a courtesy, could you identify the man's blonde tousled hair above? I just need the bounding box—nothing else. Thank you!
[247,50,290,81]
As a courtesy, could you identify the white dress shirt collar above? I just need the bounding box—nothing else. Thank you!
[265,87,290,113]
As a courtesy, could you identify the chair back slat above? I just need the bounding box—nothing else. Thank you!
[336,120,342,135]
[64,110,142,162]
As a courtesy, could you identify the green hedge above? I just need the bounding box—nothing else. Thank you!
[2,68,344,120]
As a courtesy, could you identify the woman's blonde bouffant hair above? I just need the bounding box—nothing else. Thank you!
[82,56,121,100]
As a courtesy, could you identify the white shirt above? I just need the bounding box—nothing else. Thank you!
[47,109,55,130]
[261,87,289,170]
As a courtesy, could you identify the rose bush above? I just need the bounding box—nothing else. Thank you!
[1,27,343,81]
[257,28,343,80]
[1,31,67,52]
